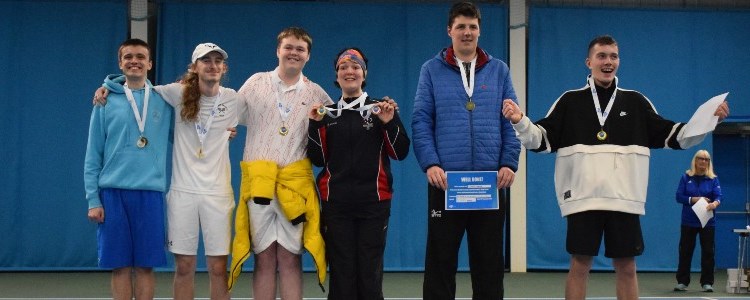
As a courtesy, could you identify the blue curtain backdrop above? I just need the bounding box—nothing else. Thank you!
[527,5,750,271]
[0,0,508,271]
[0,0,127,269]
[3,0,749,273]
[154,1,508,272]
[713,125,750,269]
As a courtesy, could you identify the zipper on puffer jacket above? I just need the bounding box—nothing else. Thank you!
[469,108,474,169]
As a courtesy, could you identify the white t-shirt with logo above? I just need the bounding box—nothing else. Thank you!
[155,83,245,195]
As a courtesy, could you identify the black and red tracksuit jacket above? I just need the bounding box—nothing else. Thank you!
[307,97,410,204]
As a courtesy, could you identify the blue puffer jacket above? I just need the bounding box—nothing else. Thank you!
[412,47,520,173]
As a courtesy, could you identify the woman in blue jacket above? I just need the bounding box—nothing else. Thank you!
[674,149,722,292]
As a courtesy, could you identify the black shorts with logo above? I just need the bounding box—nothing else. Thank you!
[566,210,644,258]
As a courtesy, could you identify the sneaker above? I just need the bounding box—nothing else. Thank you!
[674,283,688,291]
[702,284,714,292]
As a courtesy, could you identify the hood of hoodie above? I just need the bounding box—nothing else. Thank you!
[103,74,154,93]
[440,46,492,71]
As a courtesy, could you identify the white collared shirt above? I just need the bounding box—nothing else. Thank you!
[238,68,333,167]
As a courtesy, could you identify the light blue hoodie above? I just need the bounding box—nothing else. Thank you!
[83,74,173,209]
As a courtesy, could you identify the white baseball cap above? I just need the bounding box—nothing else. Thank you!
[191,43,228,63]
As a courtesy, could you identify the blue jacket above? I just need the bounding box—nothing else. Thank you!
[675,173,722,228]
[412,47,520,172]
[83,75,173,209]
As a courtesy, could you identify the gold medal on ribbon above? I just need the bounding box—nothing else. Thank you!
[316,106,327,116]
[136,136,148,148]
[596,130,607,141]
[466,101,475,111]
[279,126,289,136]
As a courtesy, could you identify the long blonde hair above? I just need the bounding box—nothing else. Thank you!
[179,61,228,121]
[686,149,716,178]
[180,64,201,122]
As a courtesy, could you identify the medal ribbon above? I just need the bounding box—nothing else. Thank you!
[457,58,476,100]
[123,83,151,137]
[354,103,378,119]
[324,92,375,119]
[194,89,223,149]
[588,75,618,128]
[275,74,304,126]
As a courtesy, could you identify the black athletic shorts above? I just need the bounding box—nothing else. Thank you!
[566,210,644,258]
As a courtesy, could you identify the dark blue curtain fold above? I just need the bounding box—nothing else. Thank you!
[1,0,127,270]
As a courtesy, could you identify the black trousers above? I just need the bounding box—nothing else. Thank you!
[423,185,506,300]
[676,225,715,285]
[322,201,390,300]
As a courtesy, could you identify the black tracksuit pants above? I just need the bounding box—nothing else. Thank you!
[322,201,390,300]
[676,225,715,286]
[423,185,506,299]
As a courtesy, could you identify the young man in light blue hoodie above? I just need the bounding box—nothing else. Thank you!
[95,43,241,299]
[84,38,173,300]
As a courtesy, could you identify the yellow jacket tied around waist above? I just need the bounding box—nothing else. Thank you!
[228,159,327,290]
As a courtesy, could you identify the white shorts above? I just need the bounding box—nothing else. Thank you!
[167,190,235,256]
[249,196,303,254]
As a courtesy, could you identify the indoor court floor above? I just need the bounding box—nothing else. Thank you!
[2,271,750,299]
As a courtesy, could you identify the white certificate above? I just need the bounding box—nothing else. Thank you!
[691,197,714,228]
[682,92,727,138]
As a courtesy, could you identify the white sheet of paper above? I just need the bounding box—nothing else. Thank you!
[681,93,727,138]
[691,197,714,228]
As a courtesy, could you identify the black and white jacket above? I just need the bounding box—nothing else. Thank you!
[513,79,706,216]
